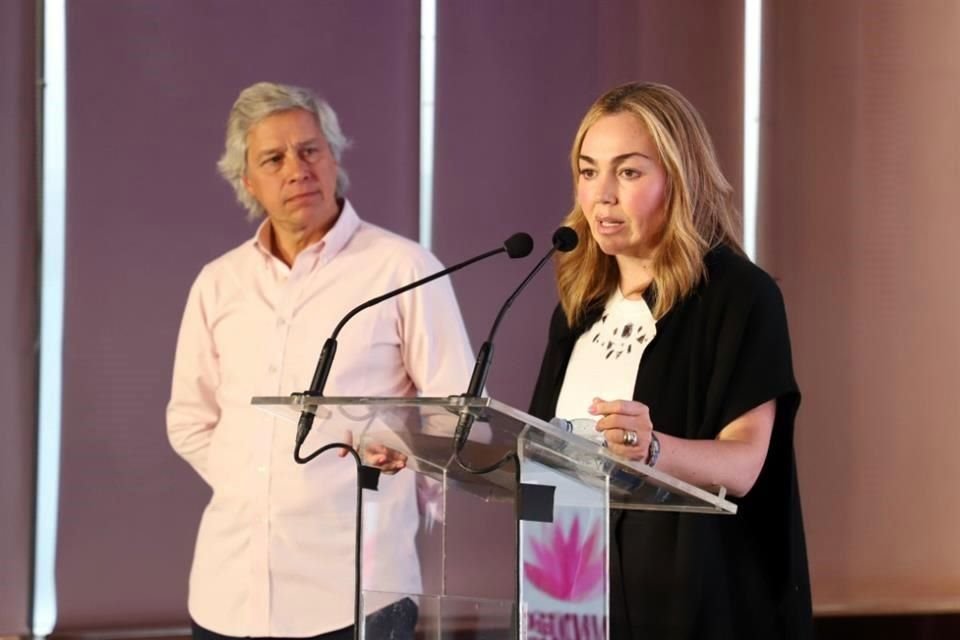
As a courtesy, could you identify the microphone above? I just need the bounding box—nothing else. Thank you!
[294,232,534,458]
[453,226,579,453]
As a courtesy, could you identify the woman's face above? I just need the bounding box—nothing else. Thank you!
[576,112,668,260]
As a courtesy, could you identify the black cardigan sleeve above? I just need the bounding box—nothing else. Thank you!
[705,262,801,435]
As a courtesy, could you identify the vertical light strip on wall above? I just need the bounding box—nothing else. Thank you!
[34,0,66,633]
[743,0,762,260]
[419,0,437,248]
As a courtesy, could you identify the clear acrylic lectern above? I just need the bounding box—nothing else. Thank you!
[252,395,736,639]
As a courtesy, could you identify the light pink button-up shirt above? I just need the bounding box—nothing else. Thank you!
[167,201,475,637]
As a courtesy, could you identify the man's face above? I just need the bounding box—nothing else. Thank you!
[243,108,340,237]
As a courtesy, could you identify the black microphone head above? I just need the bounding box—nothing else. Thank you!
[504,232,534,259]
[552,226,579,252]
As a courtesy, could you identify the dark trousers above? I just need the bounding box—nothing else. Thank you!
[191,597,418,640]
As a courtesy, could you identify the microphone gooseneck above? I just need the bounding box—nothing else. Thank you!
[454,226,579,457]
[294,232,534,461]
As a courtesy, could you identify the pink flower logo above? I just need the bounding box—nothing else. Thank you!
[524,514,605,602]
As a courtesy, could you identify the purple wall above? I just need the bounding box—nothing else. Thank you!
[0,0,38,635]
[56,0,419,630]
[433,0,602,411]
[430,2,604,597]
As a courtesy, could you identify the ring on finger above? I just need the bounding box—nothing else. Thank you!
[622,430,638,447]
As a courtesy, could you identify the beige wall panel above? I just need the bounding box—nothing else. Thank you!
[759,0,960,614]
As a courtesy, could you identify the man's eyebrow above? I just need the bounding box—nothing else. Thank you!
[294,137,323,148]
[254,138,323,160]
[254,146,283,160]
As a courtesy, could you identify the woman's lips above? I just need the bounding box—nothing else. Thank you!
[596,217,625,234]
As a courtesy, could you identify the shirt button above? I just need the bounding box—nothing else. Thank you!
[257,465,267,474]
[276,317,286,328]
[267,364,278,373]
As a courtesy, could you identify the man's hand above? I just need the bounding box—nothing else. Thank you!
[338,431,408,474]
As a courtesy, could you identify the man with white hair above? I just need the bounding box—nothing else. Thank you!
[167,82,474,640]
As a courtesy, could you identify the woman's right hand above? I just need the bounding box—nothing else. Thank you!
[590,397,655,463]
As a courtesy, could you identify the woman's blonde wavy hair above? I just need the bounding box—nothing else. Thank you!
[557,82,744,327]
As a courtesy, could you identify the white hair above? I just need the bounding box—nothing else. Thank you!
[217,82,351,219]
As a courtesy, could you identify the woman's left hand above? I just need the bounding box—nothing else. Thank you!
[589,397,654,462]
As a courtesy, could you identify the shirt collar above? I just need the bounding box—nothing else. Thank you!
[251,199,361,265]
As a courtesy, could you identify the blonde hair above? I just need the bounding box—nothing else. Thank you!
[557,82,743,327]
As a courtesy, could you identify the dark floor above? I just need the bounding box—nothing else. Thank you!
[815,613,960,639]
[36,613,960,639]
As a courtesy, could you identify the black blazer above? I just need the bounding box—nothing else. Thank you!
[529,246,813,640]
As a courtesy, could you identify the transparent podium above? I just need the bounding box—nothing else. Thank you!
[252,395,736,639]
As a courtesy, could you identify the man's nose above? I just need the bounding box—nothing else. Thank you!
[284,153,312,181]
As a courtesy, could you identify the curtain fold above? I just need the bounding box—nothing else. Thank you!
[0,0,39,635]
[758,0,960,615]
